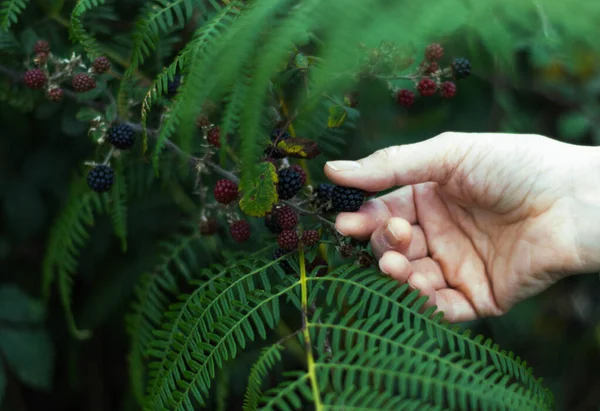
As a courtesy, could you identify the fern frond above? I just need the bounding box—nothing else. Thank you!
[70,0,108,58]
[145,255,293,410]
[243,344,285,411]
[106,157,128,252]
[42,176,104,340]
[0,0,29,30]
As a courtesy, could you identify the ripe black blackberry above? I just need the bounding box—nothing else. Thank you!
[278,230,299,251]
[33,39,50,54]
[451,58,471,79]
[273,248,293,273]
[72,73,96,92]
[87,165,115,193]
[107,124,136,150]
[332,186,364,212]
[276,206,298,230]
[213,179,238,204]
[92,56,111,74]
[290,165,306,185]
[167,74,181,97]
[301,230,320,247]
[315,183,334,210]
[23,69,46,89]
[264,213,282,234]
[229,220,250,242]
[277,168,303,200]
[417,77,437,97]
[306,256,328,277]
[425,43,444,61]
[396,89,414,107]
[441,81,456,99]
[48,87,63,102]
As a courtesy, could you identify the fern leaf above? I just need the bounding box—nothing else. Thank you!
[42,176,104,339]
[0,0,29,30]
[106,157,128,252]
[243,344,285,411]
[70,0,108,58]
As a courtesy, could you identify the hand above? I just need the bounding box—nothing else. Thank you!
[325,132,600,322]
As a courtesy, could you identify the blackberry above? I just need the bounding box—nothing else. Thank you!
[92,56,111,74]
[278,230,299,251]
[441,81,456,99]
[396,89,414,107]
[229,220,251,242]
[277,168,303,200]
[424,61,439,75]
[265,212,282,234]
[270,128,291,143]
[33,39,50,54]
[451,58,471,79]
[199,218,218,236]
[47,87,63,102]
[301,230,320,247]
[417,77,437,97]
[290,165,307,185]
[315,183,334,210]
[207,127,221,148]
[425,43,444,61]
[357,251,375,268]
[35,52,49,65]
[214,179,238,204]
[23,69,46,89]
[306,256,328,277]
[339,244,355,259]
[72,73,96,92]
[276,206,298,230]
[273,248,293,273]
[332,186,364,212]
[167,74,181,97]
[107,124,136,150]
[87,164,115,193]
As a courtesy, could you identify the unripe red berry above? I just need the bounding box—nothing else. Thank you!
[276,206,298,230]
[301,230,320,247]
[396,89,414,107]
[207,126,221,147]
[441,81,457,99]
[92,56,111,74]
[72,73,96,92]
[35,52,49,65]
[424,61,439,74]
[48,87,63,102]
[417,77,437,97]
[23,69,47,89]
[278,230,299,251]
[425,43,444,62]
[213,179,238,204]
[33,39,50,54]
[229,220,251,242]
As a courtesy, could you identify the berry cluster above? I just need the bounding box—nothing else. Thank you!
[392,43,470,106]
[23,39,111,102]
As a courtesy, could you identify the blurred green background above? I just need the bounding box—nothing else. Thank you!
[1,0,599,410]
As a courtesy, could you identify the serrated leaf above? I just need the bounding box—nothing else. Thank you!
[275,137,321,159]
[238,163,278,217]
[328,105,347,128]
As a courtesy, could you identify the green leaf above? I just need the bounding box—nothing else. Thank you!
[275,137,321,159]
[105,103,117,123]
[327,105,347,128]
[0,328,53,391]
[238,162,278,217]
[0,285,45,324]
[557,111,591,141]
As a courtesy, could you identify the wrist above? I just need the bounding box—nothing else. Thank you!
[566,144,600,274]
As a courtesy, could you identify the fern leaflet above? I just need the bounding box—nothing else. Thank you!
[0,0,29,30]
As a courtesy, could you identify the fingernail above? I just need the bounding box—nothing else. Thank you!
[385,222,402,245]
[379,265,389,276]
[335,226,347,236]
[326,161,361,171]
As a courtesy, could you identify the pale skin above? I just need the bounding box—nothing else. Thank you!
[325,132,600,323]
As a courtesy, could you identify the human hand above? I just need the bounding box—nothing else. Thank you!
[325,132,600,322]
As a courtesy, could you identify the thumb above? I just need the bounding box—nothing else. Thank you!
[324,132,468,191]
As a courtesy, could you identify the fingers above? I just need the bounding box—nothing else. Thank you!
[379,252,478,322]
[369,218,427,260]
[324,132,469,191]
[335,186,417,241]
